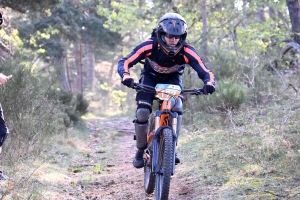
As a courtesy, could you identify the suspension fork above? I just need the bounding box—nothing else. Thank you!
[151,109,178,175]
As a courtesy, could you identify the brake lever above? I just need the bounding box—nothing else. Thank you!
[194,88,204,95]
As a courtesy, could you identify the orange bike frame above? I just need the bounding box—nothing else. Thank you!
[147,99,178,144]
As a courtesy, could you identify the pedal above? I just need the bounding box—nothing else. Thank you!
[144,152,151,162]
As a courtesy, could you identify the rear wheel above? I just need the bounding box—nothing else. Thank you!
[144,159,155,194]
[155,128,173,200]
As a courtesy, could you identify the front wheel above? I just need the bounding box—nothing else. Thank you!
[155,128,173,200]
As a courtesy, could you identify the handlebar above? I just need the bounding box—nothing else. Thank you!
[132,82,204,95]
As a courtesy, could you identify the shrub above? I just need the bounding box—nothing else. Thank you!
[0,54,66,165]
[47,88,89,127]
[184,79,248,114]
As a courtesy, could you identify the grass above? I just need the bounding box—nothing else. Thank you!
[1,104,299,199]
[0,116,126,199]
[0,69,299,199]
[178,95,300,199]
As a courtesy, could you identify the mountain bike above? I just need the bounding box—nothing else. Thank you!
[132,83,203,200]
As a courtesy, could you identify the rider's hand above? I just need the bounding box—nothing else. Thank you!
[122,73,134,88]
[203,82,215,95]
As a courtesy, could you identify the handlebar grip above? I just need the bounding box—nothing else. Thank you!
[132,82,139,88]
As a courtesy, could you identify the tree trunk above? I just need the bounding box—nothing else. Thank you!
[286,0,300,44]
[242,0,248,28]
[74,41,83,93]
[55,56,70,91]
[85,42,95,91]
[139,0,143,8]
[257,3,266,23]
[65,55,72,92]
[200,0,208,63]
[269,6,275,19]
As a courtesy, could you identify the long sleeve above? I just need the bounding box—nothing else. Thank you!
[183,44,215,84]
[117,39,154,78]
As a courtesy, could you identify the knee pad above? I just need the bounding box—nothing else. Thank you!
[136,108,150,123]
[171,98,183,115]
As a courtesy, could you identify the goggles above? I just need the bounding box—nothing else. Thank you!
[165,33,181,39]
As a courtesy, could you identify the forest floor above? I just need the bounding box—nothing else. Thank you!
[1,115,299,199]
[24,117,201,200]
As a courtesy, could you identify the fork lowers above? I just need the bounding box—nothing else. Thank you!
[175,115,182,144]
[172,117,177,134]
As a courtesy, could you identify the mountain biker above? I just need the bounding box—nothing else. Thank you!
[117,13,216,169]
[0,73,11,180]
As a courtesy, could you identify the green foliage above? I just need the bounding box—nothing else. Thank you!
[73,168,83,173]
[75,93,89,116]
[0,0,60,12]
[208,47,242,80]
[97,1,156,33]
[202,79,248,112]
[96,0,164,61]
[1,1,300,199]
[91,82,128,115]
[182,75,248,128]
[111,90,127,107]
[0,52,66,165]
[17,0,121,62]
[179,120,300,198]
[47,88,72,104]
[80,14,121,46]
[47,88,89,126]
[179,71,300,198]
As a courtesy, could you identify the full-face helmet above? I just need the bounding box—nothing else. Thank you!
[157,13,188,57]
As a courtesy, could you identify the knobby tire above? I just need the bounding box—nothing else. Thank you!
[144,162,155,194]
[155,128,173,200]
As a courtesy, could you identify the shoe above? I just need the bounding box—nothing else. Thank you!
[175,153,180,164]
[0,171,9,180]
[133,149,145,168]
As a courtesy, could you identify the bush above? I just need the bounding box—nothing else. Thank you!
[47,88,89,127]
[0,54,66,165]
[208,47,242,80]
[185,79,248,114]
[182,79,248,129]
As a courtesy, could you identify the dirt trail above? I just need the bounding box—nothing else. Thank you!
[53,117,198,200]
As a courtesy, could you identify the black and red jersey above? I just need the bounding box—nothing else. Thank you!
[117,37,215,84]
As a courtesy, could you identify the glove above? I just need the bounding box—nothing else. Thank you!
[203,82,215,95]
[121,72,134,88]
[122,78,134,88]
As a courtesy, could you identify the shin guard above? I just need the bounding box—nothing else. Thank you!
[135,121,149,150]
